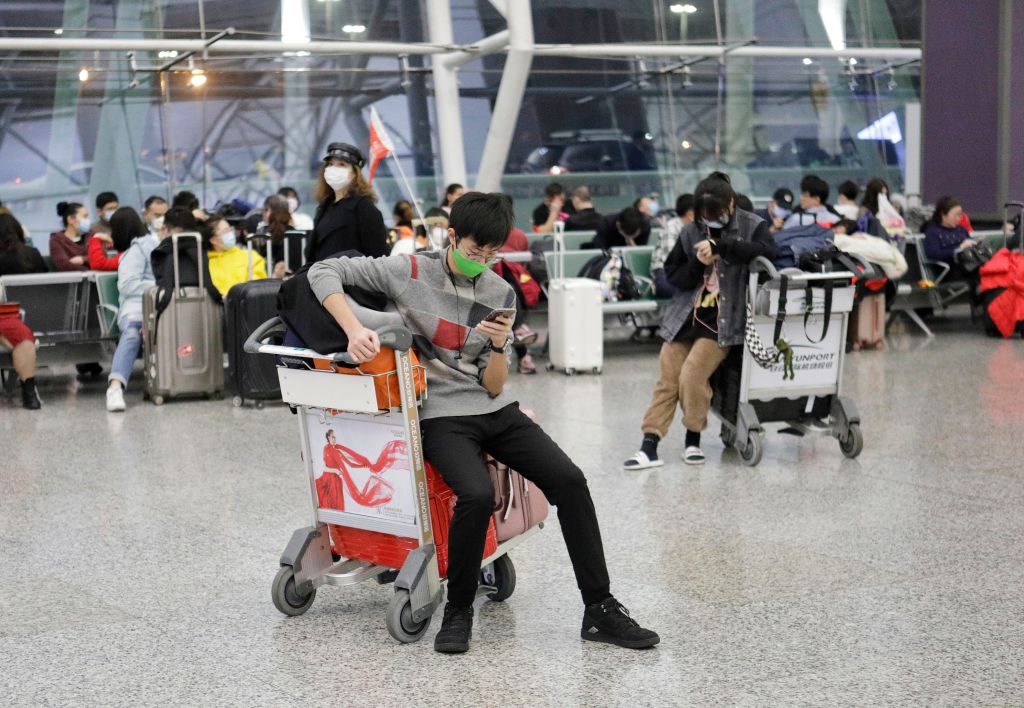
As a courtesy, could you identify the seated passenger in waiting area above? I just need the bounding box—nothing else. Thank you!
[783,175,842,228]
[204,215,266,296]
[923,197,975,267]
[0,213,44,409]
[105,208,164,413]
[89,206,140,272]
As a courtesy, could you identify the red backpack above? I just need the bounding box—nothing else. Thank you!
[494,259,541,307]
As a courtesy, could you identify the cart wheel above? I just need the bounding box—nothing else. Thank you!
[271,565,315,617]
[839,423,864,459]
[545,362,555,372]
[232,396,243,408]
[255,400,265,410]
[386,589,430,643]
[485,555,517,602]
[152,395,164,406]
[564,368,576,376]
[721,426,736,447]
[739,433,763,467]
[592,367,602,375]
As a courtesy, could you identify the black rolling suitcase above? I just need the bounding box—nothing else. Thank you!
[225,279,282,407]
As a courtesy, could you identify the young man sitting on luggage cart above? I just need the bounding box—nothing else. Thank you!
[308,192,660,654]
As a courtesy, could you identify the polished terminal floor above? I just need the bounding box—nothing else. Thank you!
[2,310,1023,706]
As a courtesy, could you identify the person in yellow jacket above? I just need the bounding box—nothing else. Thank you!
[205,216,267,295]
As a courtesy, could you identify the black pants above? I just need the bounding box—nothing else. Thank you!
[421,403,611,608]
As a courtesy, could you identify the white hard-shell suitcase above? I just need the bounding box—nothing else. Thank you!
[545,224,603,375]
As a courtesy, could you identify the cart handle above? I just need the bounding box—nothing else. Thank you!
[751,256,780,279]
[751,254,877,280]
[242,316,414,363]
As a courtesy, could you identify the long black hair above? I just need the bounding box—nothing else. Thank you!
[862,178,890,216]
[0,213,29,269]
[110,206,148,253]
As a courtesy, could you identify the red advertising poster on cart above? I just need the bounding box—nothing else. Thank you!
[305,410,418,527]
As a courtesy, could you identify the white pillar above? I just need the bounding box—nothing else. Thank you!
[904,101,922,204]
[426,0,467,188]
[282,0,313,186]
[474,0,533,192]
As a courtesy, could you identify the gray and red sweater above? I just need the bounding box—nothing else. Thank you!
[309,249,517,420]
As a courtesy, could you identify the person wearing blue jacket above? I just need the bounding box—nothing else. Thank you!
[923,196,975,265]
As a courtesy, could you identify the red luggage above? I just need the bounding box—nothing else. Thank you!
[321,464,498,577]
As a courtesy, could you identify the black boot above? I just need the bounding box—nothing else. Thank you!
[434,604,474,654]
[21,378,41,410]
[582,597,660,649]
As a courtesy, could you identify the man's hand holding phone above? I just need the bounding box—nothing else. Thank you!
[476,308,514,348]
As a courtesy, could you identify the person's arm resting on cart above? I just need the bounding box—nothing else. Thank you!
[309,254,412,362]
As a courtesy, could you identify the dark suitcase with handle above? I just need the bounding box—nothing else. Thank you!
[225,279,283,407]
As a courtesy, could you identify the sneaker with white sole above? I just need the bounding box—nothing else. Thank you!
[623,450,665,470]
[106,385,126,412]
[682,446,705,465]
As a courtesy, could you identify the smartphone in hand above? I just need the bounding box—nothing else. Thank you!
[483,307,515,323]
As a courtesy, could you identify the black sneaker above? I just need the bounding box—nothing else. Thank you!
[21,380,41,410]
[434,604,473,653]
[581,598,660,649]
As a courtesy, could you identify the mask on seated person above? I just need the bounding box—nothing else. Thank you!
[218,229,237,250]
[149,216,165,232]
[451,245,492,278]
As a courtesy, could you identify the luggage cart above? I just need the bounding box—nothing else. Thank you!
[712,256,869,466]
[244,317,541,642]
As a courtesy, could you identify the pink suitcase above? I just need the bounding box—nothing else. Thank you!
[849,292,886,351]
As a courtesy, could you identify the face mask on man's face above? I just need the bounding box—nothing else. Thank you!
[648,200,660,215]
[286,197,299,213]
[324,165,353,191]
[102,208,116,222]
[771,206,791,219]
[150,216,165,232]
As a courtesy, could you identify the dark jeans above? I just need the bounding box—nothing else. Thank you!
[653,269,679,300]
[421,403,611,608]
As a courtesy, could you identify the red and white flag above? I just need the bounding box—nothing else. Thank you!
[367,107,394,183]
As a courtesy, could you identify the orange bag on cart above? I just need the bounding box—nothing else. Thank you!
[325,464,498,576]
[313,346,427,410]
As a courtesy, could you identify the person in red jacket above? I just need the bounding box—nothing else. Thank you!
[49,201,92,272]
[87,207,141,271]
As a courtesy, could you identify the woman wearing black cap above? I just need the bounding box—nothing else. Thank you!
[305,142,389,263]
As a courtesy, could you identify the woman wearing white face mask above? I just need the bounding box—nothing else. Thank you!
[306,142,388,263]
[205,216,267,296]
[49,201,93,272]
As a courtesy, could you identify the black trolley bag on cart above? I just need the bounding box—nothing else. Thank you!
[143,232,224,405]
[223,232,309,407]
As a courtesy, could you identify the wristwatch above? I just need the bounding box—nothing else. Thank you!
[489,342,507,354]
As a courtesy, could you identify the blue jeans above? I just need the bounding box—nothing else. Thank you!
[109,321,142,389]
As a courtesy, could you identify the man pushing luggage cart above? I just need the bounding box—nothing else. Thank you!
[253,192,659,654]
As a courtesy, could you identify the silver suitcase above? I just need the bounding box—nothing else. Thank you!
[143,233,224,405]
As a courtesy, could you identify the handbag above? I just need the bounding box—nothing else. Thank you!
[744,276,795,380]
[954,241,993,273]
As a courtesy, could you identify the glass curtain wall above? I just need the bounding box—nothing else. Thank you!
[0,0,920,241]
